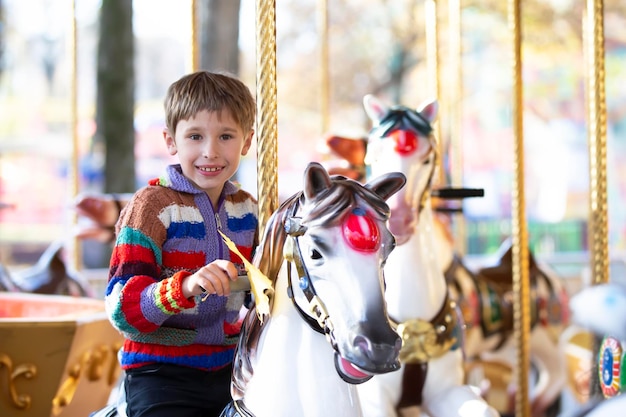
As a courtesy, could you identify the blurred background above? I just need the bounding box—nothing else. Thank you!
[0,0,625,277]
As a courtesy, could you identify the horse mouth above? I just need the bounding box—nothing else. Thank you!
[334,353,374,384]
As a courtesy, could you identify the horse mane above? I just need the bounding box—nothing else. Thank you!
[370,105,433,139]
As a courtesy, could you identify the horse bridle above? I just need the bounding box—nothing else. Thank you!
[283,202,336,346]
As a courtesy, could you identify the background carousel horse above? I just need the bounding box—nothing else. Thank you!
[326,94,569,416]
[342,94,499,417]
[220,162,406,417]
[558,280,626,416]
[0,239,92,296]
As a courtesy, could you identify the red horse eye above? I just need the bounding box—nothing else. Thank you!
[343,208,380,252]
[389,129,418,156]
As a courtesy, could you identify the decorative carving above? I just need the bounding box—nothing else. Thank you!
[51,344,122,416]
[0,353,37,410]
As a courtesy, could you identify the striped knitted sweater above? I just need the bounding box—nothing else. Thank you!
[105,164,258,372]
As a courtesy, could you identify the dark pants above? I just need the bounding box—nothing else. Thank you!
[124,363,233,417]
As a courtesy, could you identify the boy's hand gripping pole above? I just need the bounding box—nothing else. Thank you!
[219,231,274,323]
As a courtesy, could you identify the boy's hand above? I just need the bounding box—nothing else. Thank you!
[182,260,238,299]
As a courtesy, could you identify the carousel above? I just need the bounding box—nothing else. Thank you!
[0,1,623,417]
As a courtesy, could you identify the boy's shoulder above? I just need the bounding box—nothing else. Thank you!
[130,184,195,207]
[225,184,258,206]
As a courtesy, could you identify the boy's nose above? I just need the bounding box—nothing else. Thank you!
[202,142,218,158]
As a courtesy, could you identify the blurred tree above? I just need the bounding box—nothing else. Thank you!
[96,0,135,194]
[97,0,242,195]
[199,0,241,74]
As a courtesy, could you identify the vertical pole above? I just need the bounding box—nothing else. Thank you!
[70,0,81,271]
[191,0,199,72]
[584,0,608,398]
[508,0,531,415]
[318,0,329,135]
[256,0,279,237]
[447,0,466,255]
[585,0,608,285]
[424,0,443,184]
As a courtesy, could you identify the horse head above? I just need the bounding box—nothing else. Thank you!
[231,162,406,409]
[362,95,438,245]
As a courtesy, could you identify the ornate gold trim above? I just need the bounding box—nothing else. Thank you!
[51,343,121,416]
[0,353,37,410]
[397,300,458,364]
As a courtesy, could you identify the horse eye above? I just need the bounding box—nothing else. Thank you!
[309,249,322,260]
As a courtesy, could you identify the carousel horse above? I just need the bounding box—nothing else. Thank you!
[219,162,406,417]
[73,193,132,243]
[342,94,499,417]
[559,281,626,416]
[327,94,570,416]
[0,239,91,296]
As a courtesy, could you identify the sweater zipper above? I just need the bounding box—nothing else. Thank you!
[215,210,227,258]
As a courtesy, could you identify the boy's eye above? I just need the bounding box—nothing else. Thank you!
[190,134,202,141]
[220,134,233,140]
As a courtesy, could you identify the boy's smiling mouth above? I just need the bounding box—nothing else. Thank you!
[198,166,222,172]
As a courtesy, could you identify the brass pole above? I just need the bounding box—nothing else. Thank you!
[508,0,531,415]
[71,0,81,270]
[318,0,329,135]
[256,0,279,237]
[585,0,608,285]
[424,0,443,185]
[584,0,608,399]
[191,0,199,71]
[447,0,466,256]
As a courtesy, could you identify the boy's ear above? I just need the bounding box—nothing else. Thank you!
[241,130,254,155]
[163,128,177,155]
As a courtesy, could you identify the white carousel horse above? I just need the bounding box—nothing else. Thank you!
[559,281,626,416]
[349,95,499,417]
[219,162,406,417]
[326,95,571,416]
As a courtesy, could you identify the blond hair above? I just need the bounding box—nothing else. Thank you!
[164,71,256,134]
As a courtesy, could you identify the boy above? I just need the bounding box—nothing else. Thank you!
[105,71,258,417]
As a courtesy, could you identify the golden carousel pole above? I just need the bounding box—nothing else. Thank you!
[70,0,81,271]
[585,0,608,285]
[508,0,531,415]
[256,0,279,236]
[191,0,199,72]
[447,0,466,256]
[317,0,329,135]
[584,0,608,398]
[424,0,443,184]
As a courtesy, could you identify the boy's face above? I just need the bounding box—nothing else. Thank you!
[163,109,254,205]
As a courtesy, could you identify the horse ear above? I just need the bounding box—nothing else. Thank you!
[303,162,332,201]
[366,172,406,202]
[418,99,439,124]
[325,134,367,166]
[363,94,389,125]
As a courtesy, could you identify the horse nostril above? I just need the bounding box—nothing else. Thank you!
[394,337,402,353]
[354,335,372,355]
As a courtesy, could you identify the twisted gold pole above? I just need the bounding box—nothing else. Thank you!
[256,0,279,237]
[584,0,608,399]
[508,0,530,415]
[318,0,329,135]
[191,0,199,72]
[586,0,608,285]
